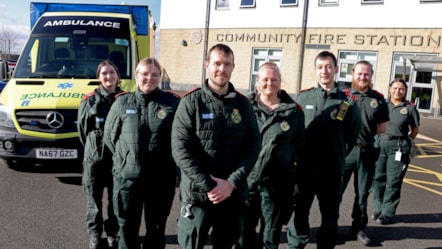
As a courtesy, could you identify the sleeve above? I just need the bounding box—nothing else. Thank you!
[290,106,305,186]
[293,107,305,165]
[379,98,390,123]
[226,101,261,189]
[171,96,217,192]
[409,104,421,128]
[103,98,122,154]
[77,99,89,146]
[345,101,362,154]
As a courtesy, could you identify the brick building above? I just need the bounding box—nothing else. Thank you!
[158,0,442,117]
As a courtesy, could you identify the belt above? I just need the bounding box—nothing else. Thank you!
[380,134,405,140]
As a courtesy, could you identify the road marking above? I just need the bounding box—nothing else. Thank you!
[412,142,442,158]
[404,164,442,195]
[399,130,442,195]
[416,134,441,143]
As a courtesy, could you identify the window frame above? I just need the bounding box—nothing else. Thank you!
[250,48,283,91]
[319,0,339,6]
[391,52,437,111]
[240,0,256,8]
[281,0,299,7]
[336,50,378,89]
[361,0,384,4]
[390,52,438,83]
[215,0,230,10]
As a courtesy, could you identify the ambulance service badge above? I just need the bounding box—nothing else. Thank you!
[280,120,290,131]
[370,99,378,108]
[157,109,166,119]
[400,107,407,115]
[231,109,242,124]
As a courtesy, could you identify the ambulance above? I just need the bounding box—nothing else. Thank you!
[0,2,155,165]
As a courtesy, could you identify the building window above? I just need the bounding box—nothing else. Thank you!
[391,53,414,82]
[281,0,298,6]
[361,0,383,3]
[250,48,283,91]
[319,0,339,6]
[391,53,437,83]
[216,0,230,9]
[336,51,378,89]
[240,0,256,8]
[391,52,437,112]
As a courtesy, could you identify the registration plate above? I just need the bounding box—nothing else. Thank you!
[36,148,78,159]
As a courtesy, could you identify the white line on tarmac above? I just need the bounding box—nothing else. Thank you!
[416,134,441,143]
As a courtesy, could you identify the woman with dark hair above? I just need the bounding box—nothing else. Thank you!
[77,60,122,249]
[372,78,420,225]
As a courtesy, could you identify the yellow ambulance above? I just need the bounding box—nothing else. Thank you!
[0,2,155,165]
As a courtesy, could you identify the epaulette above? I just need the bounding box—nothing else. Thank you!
[373,89,385,98]
[115,91,129,98]
[83,91,95,100]
[300,87,314,93]
[183,87,201,97]
[342,88,358,102]
[166,90,182,99]
[294,101,303,111]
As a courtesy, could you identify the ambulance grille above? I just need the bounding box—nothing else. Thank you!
[15,110,78,133]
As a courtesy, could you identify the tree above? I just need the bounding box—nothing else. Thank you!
[0,26,19,60]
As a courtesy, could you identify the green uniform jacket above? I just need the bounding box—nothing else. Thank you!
[171,81,261,204]
[385,101,420,139]
[77,85,122,167]
[350,88,389,145]
[103,88,180,180]
[296,84,361,175]
[247,90,305,191]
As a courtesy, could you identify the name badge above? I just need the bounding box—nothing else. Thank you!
[306,105,314,109]
[395,151,402,161]
[202,113,214,119]
[126,109,137,114]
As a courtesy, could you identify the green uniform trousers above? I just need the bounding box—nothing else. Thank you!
[178,198,243,249]
[237,185,293,249]
[113,174,175,249]
[287,172,341,249]
[83,161,118,239]
[341,145,377,232]
[373,138,410,218]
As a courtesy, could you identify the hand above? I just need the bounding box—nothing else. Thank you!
[207,175,233,204]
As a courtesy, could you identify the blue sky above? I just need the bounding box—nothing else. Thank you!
[0,0,161,54]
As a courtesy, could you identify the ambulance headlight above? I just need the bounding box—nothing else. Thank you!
[0,105,16,128]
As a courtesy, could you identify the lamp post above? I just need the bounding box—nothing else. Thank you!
[201,0,211,85]
[296,0,309,95]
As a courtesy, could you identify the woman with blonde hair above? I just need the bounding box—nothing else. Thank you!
[238,62,305,249]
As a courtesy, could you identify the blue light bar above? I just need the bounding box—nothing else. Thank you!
[30,2,149,35]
